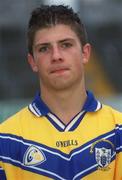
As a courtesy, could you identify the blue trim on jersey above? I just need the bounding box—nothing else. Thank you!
[31,92,51,116]
[0,126,121,179]
[29,91,101,116]
[45,114,65,132]
[46,111,86,132]
[0,168,6,180]
[82,91,100,112]
[66,111,87,131]
[115,124,122,153]
[28,91,102,131]
[0,127,120,158]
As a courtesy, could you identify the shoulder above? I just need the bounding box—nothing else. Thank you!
[101,104,122,124]
[0,106,32,134]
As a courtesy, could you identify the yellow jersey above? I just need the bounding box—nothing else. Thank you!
[0,91,122,180]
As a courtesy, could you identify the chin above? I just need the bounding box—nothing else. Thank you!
[50,80,75,91]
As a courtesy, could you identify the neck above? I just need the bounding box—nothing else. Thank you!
[40,84,87,125]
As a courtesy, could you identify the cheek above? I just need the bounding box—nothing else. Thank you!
[74,54,83,70]
[36,61,49,78]
[76,62,83,73]
[75,59,84,76]
[34,55,47,70]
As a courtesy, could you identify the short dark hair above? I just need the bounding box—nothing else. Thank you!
[27,5,88,55]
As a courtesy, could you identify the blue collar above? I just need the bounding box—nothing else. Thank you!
[28,91,102,117]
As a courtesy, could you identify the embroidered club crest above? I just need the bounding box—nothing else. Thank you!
[95,147,111,170]
[90,139,115,171]
[23,145,46,166]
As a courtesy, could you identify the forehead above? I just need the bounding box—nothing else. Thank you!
[33,24,80,45]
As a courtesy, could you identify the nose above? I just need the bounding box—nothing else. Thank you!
[51,45,63,63]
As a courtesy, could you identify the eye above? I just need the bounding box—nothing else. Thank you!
[39,46,49,53]
[61,42,73,49]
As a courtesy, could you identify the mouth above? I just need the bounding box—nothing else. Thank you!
[50,67,70,74]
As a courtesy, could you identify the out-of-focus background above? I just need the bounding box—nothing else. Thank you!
[0,0,122,122]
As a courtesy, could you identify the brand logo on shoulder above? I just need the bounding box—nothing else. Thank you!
[23,145,46,166]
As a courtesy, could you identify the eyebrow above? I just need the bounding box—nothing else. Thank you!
[58,38,74,43]
[35,38,75,48]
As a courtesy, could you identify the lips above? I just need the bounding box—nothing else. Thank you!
[50,67,69,74]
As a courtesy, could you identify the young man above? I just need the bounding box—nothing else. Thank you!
[0,5,122,180]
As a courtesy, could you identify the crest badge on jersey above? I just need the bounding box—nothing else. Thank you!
[95,147,111,170]
[90,139,115,171]
[23,145,46,166]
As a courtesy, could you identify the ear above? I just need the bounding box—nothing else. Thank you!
[82,43,91,64]
[28,53,38,72]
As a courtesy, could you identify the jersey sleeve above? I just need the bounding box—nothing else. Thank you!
[114,110,122,180]
[0,124,7,180]
[0,167,7,180]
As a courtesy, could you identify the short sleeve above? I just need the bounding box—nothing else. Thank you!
[0,167,7,180]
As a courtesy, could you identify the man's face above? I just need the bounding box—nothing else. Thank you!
[28,24,91,91]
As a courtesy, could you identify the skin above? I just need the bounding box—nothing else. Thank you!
[28,24,91,124]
